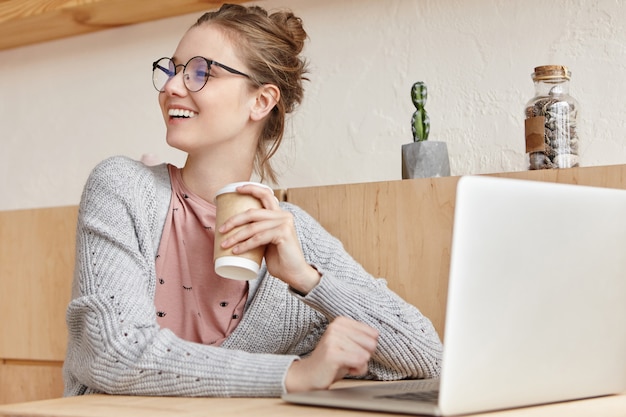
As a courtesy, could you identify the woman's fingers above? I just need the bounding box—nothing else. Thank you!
[218,209,290,250]
[236,183,280,210]
[285,317,380,393]
[322,317,380,372]
[217,184,282,240]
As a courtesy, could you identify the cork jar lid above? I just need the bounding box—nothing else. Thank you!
[532,65,571,81]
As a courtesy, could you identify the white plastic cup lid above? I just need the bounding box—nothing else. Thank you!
[215,181,273,199]
[214,256,261,280]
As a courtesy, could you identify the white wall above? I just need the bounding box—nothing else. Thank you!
[2,0,626,211]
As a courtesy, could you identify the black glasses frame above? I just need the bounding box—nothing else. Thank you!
[152,56,251,92]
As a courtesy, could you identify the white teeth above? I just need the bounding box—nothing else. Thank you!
[168,108,197,118]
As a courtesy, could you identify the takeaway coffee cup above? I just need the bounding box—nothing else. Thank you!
[214,181,272,280]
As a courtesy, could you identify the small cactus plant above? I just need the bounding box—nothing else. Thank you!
[411,81,430,142]
[402,81,450,179]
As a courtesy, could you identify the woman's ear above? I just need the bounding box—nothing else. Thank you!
[250,84,280,121]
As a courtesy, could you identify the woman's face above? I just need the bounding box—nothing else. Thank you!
[158,24,257,155]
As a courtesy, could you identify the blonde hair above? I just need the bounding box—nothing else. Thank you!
[192,4,309,183]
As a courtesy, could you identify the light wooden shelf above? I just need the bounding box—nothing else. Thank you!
[0,0,250,51]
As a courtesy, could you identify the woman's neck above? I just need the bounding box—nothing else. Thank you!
[180,152,255,203]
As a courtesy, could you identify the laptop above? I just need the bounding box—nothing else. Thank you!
[283,175,626,416]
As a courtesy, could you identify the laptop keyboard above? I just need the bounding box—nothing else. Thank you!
[376,390,439,403]
[374,379,440,404]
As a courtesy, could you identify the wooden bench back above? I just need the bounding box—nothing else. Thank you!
[0,206,77,404]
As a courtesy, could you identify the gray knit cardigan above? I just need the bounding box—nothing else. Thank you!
[63,156,442,398]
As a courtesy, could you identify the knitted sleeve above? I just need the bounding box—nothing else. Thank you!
[63,156,297,397]
[283,203,443,380]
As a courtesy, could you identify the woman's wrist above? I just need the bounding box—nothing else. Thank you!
[289,264,321,296]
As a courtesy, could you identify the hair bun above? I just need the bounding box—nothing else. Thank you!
[270,11,307,54]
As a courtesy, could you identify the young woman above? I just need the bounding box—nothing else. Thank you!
[63,3,442,398]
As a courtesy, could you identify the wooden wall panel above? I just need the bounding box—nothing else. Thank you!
[287,176,458,337]
[0,360,64,405]
[285,164,626,338]
[0,206,78,361]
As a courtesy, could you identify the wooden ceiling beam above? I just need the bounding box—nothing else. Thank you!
[0,0,252,51]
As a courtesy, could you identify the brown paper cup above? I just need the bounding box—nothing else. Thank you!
[214,182,271,280]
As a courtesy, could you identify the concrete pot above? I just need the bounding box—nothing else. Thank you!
[402,141,450,179]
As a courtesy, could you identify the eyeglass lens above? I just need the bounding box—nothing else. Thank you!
[152,57,210,92]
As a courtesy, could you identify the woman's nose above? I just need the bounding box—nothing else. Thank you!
[163,70,187,96]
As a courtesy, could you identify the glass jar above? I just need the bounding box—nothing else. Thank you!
[524,65,580,170]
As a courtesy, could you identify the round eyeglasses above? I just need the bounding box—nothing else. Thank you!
[152,56,251,92]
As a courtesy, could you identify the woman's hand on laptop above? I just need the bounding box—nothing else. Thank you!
[285,316,379,393]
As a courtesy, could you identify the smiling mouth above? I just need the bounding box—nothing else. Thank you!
[169,109,197,118]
